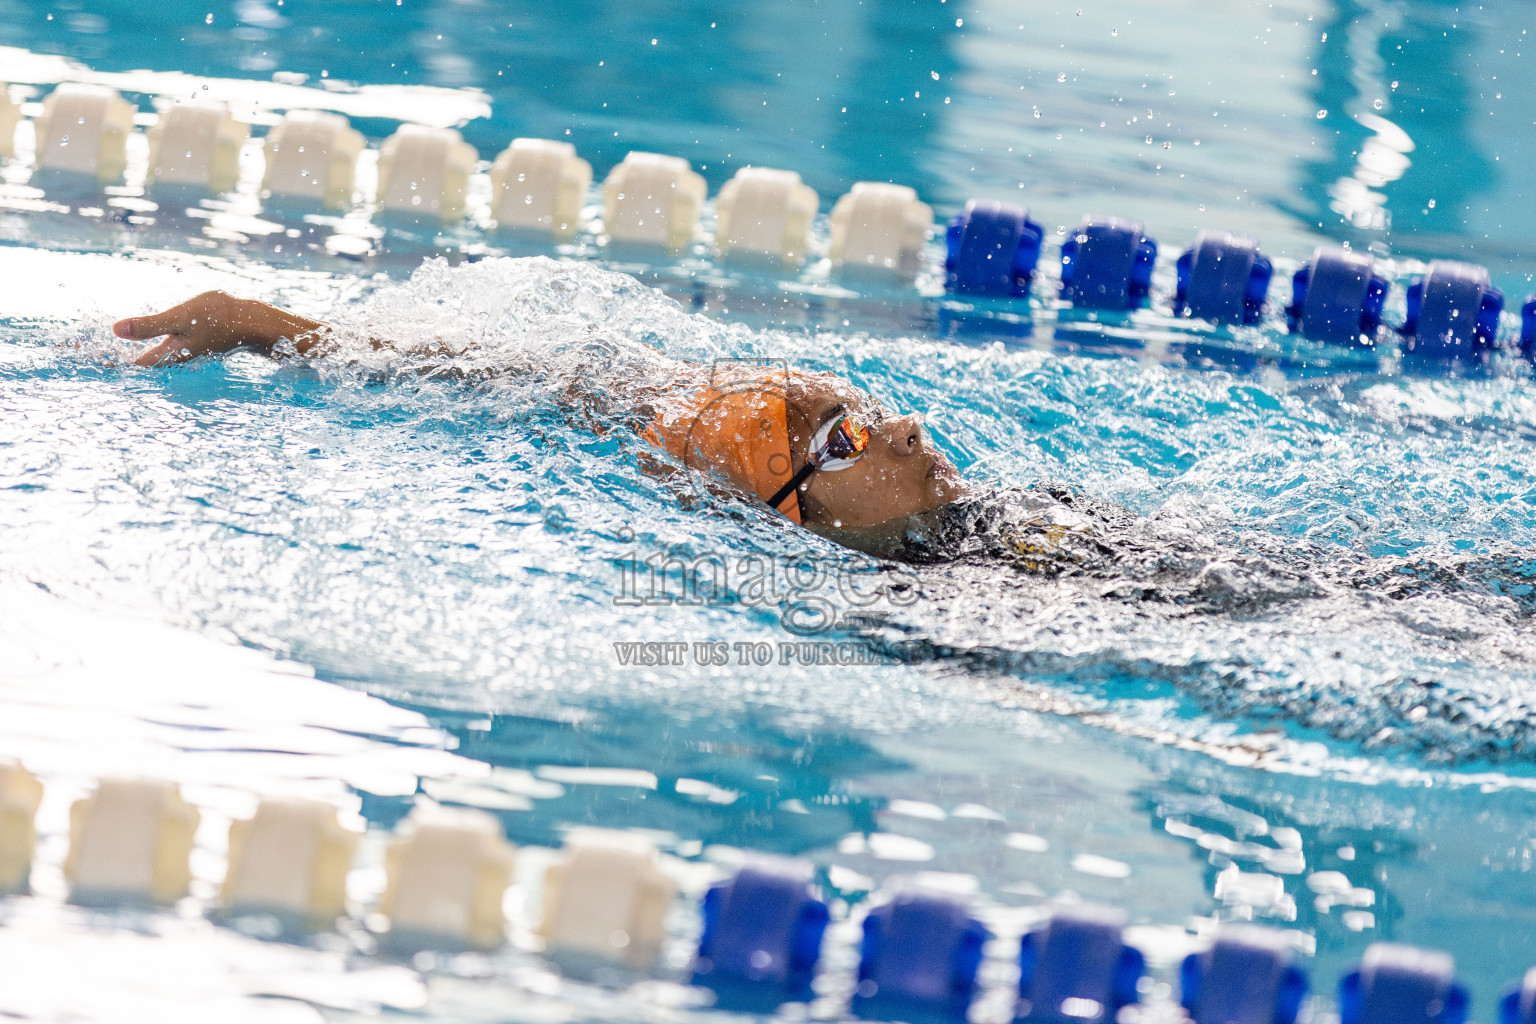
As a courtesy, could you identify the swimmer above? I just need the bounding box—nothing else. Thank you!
[111,287,1536,631]
[114,290,971,553]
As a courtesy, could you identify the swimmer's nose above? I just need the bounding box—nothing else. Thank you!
[883,413,927,457]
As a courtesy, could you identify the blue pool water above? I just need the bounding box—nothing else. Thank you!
[3,1,1536,1021]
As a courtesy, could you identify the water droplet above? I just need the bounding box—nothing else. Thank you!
[1162,141,1171,149]
[1145,135,1153,144]
[1056,72,1067,83]
[59,135,69,147]
[517,172,526,182]
[1034,109,1042,118]
[411,195,421,206]
[523,194,533,204]
[1373,98,1384,109]
[205,12,213,23]
[1316,108,1328,119]
[930,71,940,80]
[955,17,963,26]
[1427,198,1436,208]
[1111,28,1118,36]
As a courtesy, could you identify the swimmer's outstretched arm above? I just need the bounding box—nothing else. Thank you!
[117,291,332,366]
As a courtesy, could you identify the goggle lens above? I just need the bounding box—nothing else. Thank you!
[824,416,871,461]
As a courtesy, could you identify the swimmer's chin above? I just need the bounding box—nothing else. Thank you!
[804,498,967,562]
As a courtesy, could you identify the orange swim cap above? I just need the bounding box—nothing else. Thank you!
[646,375,801,524]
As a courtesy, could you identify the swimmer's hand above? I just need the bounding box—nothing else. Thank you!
[116,291,328,366]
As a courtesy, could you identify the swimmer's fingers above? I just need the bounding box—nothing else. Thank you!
[114,303,195,343]
[118,292,249,366]
[132,335,194,367]
[116,303,197,366]
[118,291,329,366]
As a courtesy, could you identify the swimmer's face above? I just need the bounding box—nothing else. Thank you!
[786,373,968,528]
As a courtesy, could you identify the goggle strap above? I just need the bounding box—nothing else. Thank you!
[768,461,817,513]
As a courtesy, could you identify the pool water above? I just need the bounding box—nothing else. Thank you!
[3,1,1536,1022]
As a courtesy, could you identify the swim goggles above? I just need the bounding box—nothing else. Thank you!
[768,412,872,512]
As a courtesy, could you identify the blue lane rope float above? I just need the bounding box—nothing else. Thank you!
[944,199,1044,298]
[1180,924,1310,1024]
[1286,246,1391,346]
[1058,216,1158,310]
[1501,968,1536,1024]
[1015,903,1145,1024]
[1338,943,1471,1024]
[851,887,990,1022]
[692,861,830,1011]
[1400,260,1503,359]
[1174,231,1273,326]
[1520,296,1536,361]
